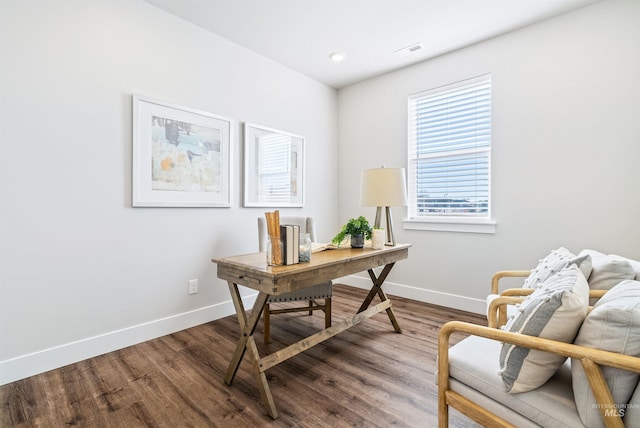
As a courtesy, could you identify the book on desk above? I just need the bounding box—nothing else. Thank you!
[310,242,340,253]
[280,224,299,265]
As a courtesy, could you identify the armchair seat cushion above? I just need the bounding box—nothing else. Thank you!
[448,335,584,427]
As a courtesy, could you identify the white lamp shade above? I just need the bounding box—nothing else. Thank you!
[359,167,408,207]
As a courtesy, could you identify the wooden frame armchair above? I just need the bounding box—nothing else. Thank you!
[438,320,640,428]
[487,270,609,328]
[442,265,640,427]
[490,270,532,295]
[257,216,332,344]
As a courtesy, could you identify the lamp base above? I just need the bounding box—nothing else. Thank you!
[373,206,396,246]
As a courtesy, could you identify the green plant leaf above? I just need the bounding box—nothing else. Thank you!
[331,216,372,244]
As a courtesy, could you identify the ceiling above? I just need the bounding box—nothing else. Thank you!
[145,0,600,89]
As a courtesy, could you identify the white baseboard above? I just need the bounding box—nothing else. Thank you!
[1,279,482,386]
[335,274,486,315]
[0,297,254,386]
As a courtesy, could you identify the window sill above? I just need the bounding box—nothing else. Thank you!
[403,217,496,234]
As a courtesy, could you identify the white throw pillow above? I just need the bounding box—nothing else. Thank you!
[609,254,640,281]
[523,247,591,289]
[579,249,636,290]
[624,381,640,428]
[499,265,589,393]
[572,280,640,428]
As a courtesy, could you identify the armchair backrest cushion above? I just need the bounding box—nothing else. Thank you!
[572,280,640,428]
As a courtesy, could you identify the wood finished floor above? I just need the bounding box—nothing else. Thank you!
[1,284,486,428]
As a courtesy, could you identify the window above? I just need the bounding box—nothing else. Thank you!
[406,75,494,233]
[258,133,293,204]
[244,123,304,207]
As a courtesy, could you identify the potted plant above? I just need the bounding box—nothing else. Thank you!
[331,216,372,248]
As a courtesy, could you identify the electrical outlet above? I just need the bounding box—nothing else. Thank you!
[188,279,198,295]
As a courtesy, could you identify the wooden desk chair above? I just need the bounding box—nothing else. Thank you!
[258,216,332,344]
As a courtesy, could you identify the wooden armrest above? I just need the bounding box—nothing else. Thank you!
[495,288,606,299]
[486,288,531,329]
[496,288,607,300]
[439,321,640,428]
[487,296,525,328]
[590,289,608,299]
[488,289,610,328]
[499,288,534,297]
[491,270,531,294]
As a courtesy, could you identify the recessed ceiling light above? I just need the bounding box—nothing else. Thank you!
[329,51,346,62]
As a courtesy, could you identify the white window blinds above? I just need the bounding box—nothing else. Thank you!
[258,133,292,204]
[407,75,491,219]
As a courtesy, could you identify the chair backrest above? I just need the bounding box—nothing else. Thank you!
[258,216,317,252]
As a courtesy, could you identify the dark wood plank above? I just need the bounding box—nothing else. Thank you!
[0,284,485,427]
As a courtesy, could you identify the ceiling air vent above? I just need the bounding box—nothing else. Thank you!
[394,43,423,57]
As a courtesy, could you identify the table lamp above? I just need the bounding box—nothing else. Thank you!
[359,167,408,246]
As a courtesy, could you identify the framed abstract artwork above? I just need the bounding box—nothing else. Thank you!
[132,95,232,207]
[243,123,305,207]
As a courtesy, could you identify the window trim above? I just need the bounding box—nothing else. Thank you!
[403,217,496,234]
[405,74,495,234]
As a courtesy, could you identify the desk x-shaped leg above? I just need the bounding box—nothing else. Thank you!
[357,262,402,333]
[223,262,401,419]
[224,282,278,418]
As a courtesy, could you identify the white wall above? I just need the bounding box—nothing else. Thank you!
[3,0,639,386]
[337,0,640,312]
[0,0,337,384]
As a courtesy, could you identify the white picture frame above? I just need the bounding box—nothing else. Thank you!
[243,123,305,207]
[132,95,232,207]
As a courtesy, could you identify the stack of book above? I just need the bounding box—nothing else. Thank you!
[280,224,300,265]
[264,210,301,265]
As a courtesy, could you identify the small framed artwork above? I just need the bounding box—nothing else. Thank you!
[243,123,305,207]
[132,95,232,207]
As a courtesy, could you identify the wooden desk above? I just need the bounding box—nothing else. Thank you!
[212,244,410,419]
